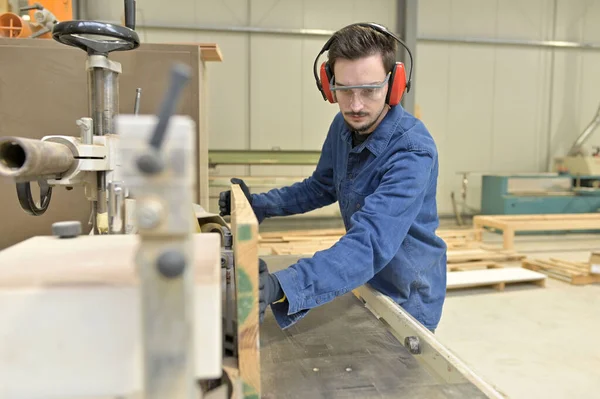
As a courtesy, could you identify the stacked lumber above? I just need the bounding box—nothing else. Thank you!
[522,257,600,285]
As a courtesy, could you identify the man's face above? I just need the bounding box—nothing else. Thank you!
[332,54,389,134]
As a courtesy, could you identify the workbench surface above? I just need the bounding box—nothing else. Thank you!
[259,255,488,399]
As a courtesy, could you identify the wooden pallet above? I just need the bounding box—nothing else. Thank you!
[473,213,600,250]
[522,258,600,285]
[447,267,546,291]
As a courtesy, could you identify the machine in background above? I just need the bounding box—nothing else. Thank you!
[480,101,600,215]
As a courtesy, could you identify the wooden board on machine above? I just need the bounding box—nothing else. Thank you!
[522,257,600,286]
[231,185,261,399]
[473,213,600,250]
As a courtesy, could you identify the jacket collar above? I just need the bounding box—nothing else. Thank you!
[341,104,404,156]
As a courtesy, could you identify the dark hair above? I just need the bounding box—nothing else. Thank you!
[327,24,397,75]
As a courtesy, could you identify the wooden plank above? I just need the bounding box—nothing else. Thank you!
[231,184,261,398]
[447,268,546,290]
[447,249,525,263]
[522,258,600,285]
[473,213,600,249]
[484,213,600,221]
[447,261,504,272]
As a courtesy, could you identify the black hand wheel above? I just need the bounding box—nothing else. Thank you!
[52,20,140,55]
[16,180,53,216]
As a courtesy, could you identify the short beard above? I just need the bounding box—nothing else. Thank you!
[343,104,387,133]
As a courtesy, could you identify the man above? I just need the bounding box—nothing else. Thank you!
[219,23,447,332]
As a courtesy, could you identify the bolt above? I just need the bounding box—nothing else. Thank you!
[345,367,352,372]
[138,200,163,229]
[312,368,319,372]
[405,336,421,355]
[157,249,186,278]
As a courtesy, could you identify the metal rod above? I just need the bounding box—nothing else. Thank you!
[134,88,142,115]
[129,22,600,51]
[418,35,600,51]
[0,137,74,179]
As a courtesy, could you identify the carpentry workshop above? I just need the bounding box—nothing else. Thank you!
[0,1,598,398]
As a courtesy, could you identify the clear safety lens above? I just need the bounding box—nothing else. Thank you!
[330,73,390,102]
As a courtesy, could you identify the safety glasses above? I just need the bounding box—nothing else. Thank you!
[330,73,390,103]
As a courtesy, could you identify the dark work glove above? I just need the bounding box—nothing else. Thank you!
[218,178,253,216]
[258,258,284,324]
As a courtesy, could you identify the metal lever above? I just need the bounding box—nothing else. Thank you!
[124,0,136,30]
[134,88,142,115]
[149,64,191,150]
[136,64,191,175]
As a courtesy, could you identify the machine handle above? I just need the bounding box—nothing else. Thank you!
[124,0,136,30]
[16,180,53,216]
[135,63,191,175]
[149,63,191,150]
[52,20,140,55]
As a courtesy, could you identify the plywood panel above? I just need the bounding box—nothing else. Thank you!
[0,38,209,249]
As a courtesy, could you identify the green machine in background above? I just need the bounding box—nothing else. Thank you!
[481,101,600,215]
[480,173,600,215]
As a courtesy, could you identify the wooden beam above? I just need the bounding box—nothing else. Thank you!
[231,184,261,398]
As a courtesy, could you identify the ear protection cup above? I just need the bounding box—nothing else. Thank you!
[386,62,407,106]
[319,62,335,103]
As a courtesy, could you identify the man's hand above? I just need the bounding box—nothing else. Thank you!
[218,178,252,216]
[258,258,284,323]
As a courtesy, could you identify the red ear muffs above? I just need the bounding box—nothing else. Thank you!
[386,62,407,106]
[319,62,335,103]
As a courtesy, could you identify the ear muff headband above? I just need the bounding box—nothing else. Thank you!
[313,22,414,105]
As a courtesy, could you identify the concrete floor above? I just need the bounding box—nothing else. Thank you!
[436,230,600,399]
[262,217,600,399]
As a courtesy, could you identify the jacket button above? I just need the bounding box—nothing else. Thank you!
[356,203,361,210]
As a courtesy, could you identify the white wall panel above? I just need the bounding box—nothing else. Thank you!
[448,0,498,36]
[250,0,303,28]
[490,47,550,172]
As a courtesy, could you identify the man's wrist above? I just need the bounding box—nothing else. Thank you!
[268,273,284,304]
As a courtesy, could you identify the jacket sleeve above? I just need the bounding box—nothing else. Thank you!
[250,129,337,224]
[270,147,435,329]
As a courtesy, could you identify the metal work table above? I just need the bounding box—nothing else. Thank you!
[259,255,490,399]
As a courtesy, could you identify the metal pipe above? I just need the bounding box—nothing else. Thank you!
[129,21,600,51]
[567,101,600,156]
[87,56,120,233]
[418,35,600,51]
[0,137,74,179]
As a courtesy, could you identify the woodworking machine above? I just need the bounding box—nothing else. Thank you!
[0,3,246,398]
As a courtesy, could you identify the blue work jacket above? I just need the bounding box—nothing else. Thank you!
[251,104,447,331]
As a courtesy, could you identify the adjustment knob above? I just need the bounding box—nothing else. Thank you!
[52,221,82,238]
